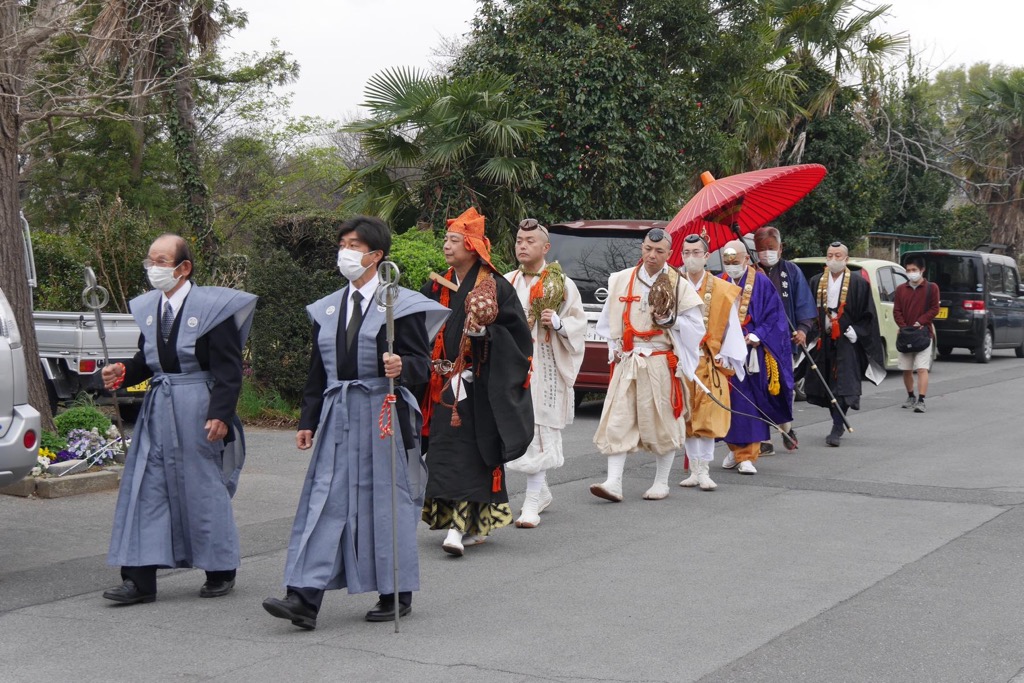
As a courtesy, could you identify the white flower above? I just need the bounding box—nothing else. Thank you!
[31,466,42,476]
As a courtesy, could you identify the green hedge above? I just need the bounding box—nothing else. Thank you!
[53,406,112,438]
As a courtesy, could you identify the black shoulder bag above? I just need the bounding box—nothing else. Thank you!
[896,283,936,353]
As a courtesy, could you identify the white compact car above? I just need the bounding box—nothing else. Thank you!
[0,285,41,488]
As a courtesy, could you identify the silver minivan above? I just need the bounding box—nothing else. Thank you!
[0,286,40,487]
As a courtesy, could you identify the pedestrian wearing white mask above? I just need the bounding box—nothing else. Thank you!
[101,234,257,605]
[263,216,448,629]
[753,226,816,452]
[677,233,746,490]
[804,242,885,446]
[893,255,939,413]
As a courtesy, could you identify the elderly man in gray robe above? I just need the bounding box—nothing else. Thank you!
[262,216,448,630]
[101,234,257,605]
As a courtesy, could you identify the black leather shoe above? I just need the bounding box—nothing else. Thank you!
[199,578,235,598]
[103,579,156,605]
[759,441,776,456]
[263,595,317,630]
[365,598,411,622]
[825,425,843,447]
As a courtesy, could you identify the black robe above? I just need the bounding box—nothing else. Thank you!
[420,261,534,503]
[804,272,884,411]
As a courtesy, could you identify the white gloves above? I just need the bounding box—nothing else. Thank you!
[844,326,858,343]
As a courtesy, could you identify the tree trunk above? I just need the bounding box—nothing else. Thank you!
[158,18,218,274]
[0,78,55,432]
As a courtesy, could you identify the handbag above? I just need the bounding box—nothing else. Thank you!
[896,283,936,353]
[896,325,931,353]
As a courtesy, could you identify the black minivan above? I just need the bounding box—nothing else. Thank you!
[903,250,1024,363]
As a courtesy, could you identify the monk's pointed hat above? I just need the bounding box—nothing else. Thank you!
[446,207,496,272]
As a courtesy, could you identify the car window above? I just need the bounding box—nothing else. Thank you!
[922,255,981,294]
[547,233,645,304]
[987,263,1005,294]
[1004,267,1020,297]
[876,267,897,303]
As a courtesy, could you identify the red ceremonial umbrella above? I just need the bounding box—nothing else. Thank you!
[666,164,827,265]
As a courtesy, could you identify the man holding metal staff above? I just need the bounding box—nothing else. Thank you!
[102,234,257,605]
[263,216,448,630]
[805,242,885,447]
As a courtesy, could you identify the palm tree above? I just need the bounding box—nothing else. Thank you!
[769,0,909,117]
[957,70,1024,251]
[341,67,545,249]
[723,0,908,171]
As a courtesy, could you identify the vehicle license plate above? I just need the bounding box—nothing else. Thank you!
[585,321,607,343]
[934,307,948,320]
[126,378,150,393]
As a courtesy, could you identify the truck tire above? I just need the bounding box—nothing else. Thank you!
[937,346,953,358]
[45,379,60,415]
[974,329,993,363]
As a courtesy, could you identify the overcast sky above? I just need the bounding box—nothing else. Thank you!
[224,0,1024,121]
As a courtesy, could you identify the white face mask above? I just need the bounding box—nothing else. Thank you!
[724,264,745,280]
[147,265,180,292]
[826,258,846,275]
[758,250,780,267]
[337,248,370,281]
[683,256,706,274]
[907,271,923,283]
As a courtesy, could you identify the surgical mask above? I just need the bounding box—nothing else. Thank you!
[337,248,369,281]
[146,266,180,292]
[907,271,922,283]
[758,250,779,267]
[826,258,846,275]
[724,264,745,280]
[683,256,706,274]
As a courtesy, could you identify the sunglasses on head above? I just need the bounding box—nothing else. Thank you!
[519,218,549,235]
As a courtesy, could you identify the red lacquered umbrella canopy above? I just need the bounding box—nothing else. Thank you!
[666,164,827,263]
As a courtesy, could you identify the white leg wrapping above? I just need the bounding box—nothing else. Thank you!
[644,452,674,500]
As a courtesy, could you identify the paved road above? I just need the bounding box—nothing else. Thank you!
[1,349,1023,682]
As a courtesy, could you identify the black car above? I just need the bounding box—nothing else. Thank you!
[902,250,1024,363]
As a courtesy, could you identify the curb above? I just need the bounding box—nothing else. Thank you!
[1,468,123,499]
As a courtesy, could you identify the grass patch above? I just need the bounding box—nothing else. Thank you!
[237,377,300,428]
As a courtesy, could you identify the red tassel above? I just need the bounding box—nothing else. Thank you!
[523,355,533,389]
[450,408,462,428]
[492,467,502,493]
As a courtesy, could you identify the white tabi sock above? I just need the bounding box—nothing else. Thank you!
[606,453,627,486]
[653,453,675,488]
[526,471,545,494]
[444,528,464,546]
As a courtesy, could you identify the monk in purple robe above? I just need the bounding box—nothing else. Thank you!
[718,241,794,475]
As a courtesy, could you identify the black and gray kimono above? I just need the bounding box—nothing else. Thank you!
[283,284,448,596]
[108,286,257,572]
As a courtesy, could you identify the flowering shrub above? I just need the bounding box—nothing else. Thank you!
[31,455,50,477]
[64,426,130,466]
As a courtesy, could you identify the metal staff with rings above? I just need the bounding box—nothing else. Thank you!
[375,260,403,633]
[81,266,128,444]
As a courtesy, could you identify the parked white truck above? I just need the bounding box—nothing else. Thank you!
[35,310,144,414]
[21,213,144,415]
